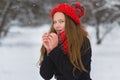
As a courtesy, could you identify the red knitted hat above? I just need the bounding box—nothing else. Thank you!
[50,2,85,24]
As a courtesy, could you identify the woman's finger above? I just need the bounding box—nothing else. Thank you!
[49,33,58,40]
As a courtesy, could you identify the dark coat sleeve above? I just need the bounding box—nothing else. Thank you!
[48,47,75,80]
[40,54,54,80]
[82,37,92,72]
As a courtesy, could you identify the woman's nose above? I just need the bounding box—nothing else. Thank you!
[55,22,60,27]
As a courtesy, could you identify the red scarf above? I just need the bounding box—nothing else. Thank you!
[58,32,68,54]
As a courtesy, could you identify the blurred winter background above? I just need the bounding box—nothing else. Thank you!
[0,0,120,80]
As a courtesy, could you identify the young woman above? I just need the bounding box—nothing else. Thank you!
[39,2,92,80]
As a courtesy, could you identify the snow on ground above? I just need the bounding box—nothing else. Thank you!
[87,25,120,80]
[0,24,120,80]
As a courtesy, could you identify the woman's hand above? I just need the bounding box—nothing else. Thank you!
[42,32,58,54]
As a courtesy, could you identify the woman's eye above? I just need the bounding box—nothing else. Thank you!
[59,20,64,23]
[53,20,64,24]
[53,21,57,24]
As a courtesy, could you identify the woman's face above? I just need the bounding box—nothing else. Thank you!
[53,12,65,34]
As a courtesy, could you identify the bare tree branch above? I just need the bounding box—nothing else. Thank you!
[0,1,12,38]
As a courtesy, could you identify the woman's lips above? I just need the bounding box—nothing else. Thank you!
[57,30,62,33]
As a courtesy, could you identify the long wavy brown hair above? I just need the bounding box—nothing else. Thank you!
[39,14,89,73]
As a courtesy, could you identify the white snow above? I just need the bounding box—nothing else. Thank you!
[0,24,120,80]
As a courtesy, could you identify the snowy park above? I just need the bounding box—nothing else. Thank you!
[0,24,120,80]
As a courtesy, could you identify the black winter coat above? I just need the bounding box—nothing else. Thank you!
[40,37,92,80]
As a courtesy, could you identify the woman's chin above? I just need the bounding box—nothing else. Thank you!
[57,31,64,34]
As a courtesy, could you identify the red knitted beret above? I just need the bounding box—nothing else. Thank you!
[50,2,85,24]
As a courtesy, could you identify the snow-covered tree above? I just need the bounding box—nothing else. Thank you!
[81,0,120,44]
